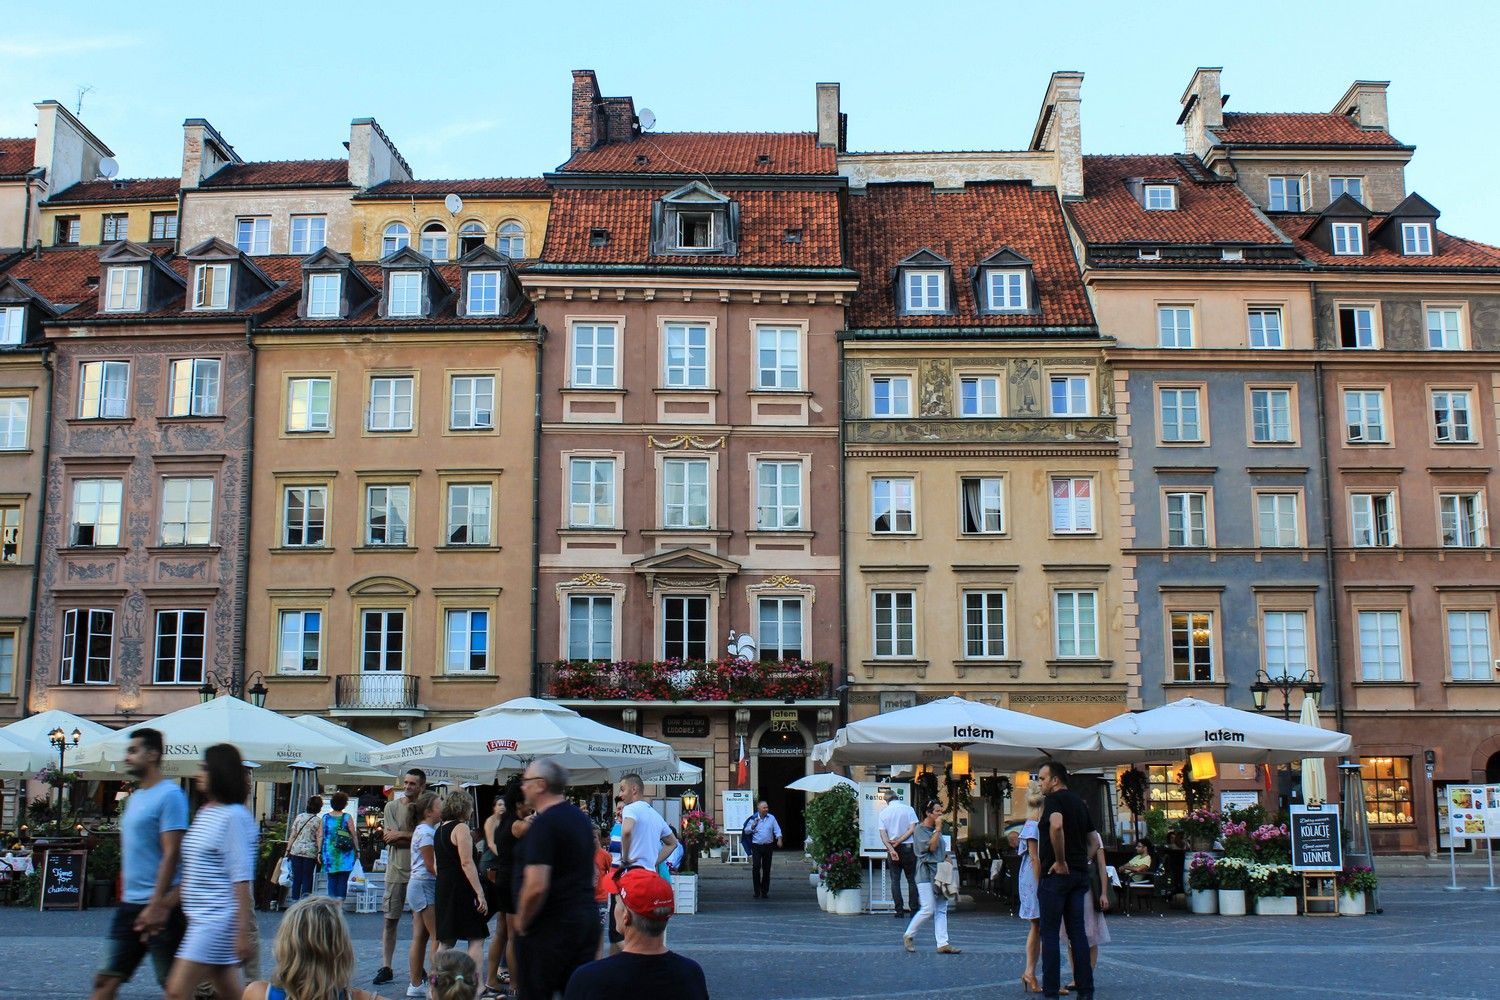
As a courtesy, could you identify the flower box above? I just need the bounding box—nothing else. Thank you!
[1217,889,1247,915]
[830,888,861,915]
[1338,892,1366,916]
[1253,895,1297,916]
[1189,889,1218,914]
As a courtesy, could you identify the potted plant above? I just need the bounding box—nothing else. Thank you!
[1176,808,1221,852]
[1250,823,1291,864]
[1337,864,1377,915]
[85,835,121,909]
[821,849,862,915]
[677,810,724,876]
[1186,853,1218,914]
[1215,857,1250,915]
[1144,807,1169,844]
[1249,863,1299,915]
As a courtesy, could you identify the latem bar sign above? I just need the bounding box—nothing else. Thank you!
[1203,729,1246,743]
[952,725,994,740]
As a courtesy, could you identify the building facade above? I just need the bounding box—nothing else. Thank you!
[349,178,550,265]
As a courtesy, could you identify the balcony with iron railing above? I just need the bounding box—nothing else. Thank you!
[333,673,422,715]
[538,658,838,705]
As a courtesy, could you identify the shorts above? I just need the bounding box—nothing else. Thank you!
[408,878,436,913]
[99,903,186,986]
[383,878,409,919]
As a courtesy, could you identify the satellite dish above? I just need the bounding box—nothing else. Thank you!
[444,193,464,215]
[638,108,657,132]
[97,157,119,179]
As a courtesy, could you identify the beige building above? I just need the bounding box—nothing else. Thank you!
[1,101,119,249]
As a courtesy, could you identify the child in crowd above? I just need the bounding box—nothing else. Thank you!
[428,949,479,1000]
[242,896,377,1000]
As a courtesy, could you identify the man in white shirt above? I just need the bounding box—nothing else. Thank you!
[878,790,920,918]
[614,774,678,952]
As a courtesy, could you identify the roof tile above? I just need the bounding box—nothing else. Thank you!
[0,138,35,180]
[356,178,548,199]
[200,159,350,188]
[44,177,179,205]
[1283,215,1500,270]
[1070,155,1286,247]
[559,132,836,176]
[1210,112,1405,148]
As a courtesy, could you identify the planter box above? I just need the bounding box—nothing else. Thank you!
[816,883,828,910]
[672,873,698,915]
[1217,889,1247,916]
[1254,895,1297,916]
[1189,889,1218,914]
[830,887,862,915]
[1338,892,1367,916]
[809,872,821,887]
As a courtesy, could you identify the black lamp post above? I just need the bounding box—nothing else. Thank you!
[197,669,269,708]
[1249,669,1323,721]
[47,726,81,816]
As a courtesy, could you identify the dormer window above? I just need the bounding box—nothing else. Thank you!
[654,182,736,256]
[307,273,341,318]
[388,271,423,317]
[1,305,23,345]
[467,272,501,316]
[1331,222,1363,256]
[904,270,946,313]
[1144,184,1177,211]
[192,264,230,310]
[676,212,715,250]
[1402,223,1432,256]
[104,266,142,312]
[985,270,1028,312]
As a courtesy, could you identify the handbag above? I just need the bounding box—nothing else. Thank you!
[273,856,291,887]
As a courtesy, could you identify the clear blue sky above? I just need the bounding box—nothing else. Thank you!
[3,1,1498,238]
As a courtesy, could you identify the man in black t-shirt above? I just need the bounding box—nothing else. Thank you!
[1037,760,1096,1000]
[564,867,708,1000]
[516,757,604,1000]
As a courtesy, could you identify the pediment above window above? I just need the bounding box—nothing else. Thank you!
[378,247,449,319]
[895,249,953,316]
[457,244,521,318]
[96,241,184,314]
[182,236,276,312]
[972,246,1037,314]
[632,546,741,596]
[346,574,419,597]
[652,182,738,255]
[299,248,376,320]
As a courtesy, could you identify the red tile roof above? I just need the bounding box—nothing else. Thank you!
[1209,113,1405,148]
[0,247,107,309]
[1069,155,1287,247]
[1282,215,1500,271]
[44,177,179,205]
[844,182,1095,330]
[540,187,842,269]
[0,138,35,179]
[58,254,305,323]
[199,159,350,188]
[258,262,533,330]
[559,132,837,176]
[356,178,548,199]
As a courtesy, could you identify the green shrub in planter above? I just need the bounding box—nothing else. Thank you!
[805,785,859,868]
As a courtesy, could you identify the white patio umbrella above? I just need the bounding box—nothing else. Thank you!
[3,709,114,747]
[786,772,859,793]
[290,715,390,778]
[1071,697,1351,767]
[1298,694,1329,804]
[0,729,45,777]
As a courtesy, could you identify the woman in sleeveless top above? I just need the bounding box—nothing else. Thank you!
[242,896,377,1000]
[317,791,359,900]
[433,793,489,964]
[1017,785,1045,994]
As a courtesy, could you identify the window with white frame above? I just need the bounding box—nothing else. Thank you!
[1166,491,1208,547]
[367,376,413,431]
[759,597,804,660]
[1439,493,1484,548]
[1357,610,1403,681]
[153,610,206,684]
[1262,610,1308,679]
[282,485,326,547]
[1267,176,1304,212]
[1248,307,1284,348]
[570,323,618,388]
[1159,387,1202,442]
[55,216,81,245]
[675,212,716,251]
[289,215,327,255]
[985,269,1027,311]
[307,272,341,318]
[662,595,709,660]
[287,377,331,432]
[1049,375,1090,417]
[1250,388,1293,443]
[70,479,122,547]
[1426,307,1463,350]
[1144,184,1177,210]
[1170,610,1214,681]
[466,271,501,316]
[192,264,229,310]
[450,375,494,430]
[1256,492,1300,547]
[0,396,29,450]
[663,323,709,388]
[755,460,802,530]
[1051,477,1095,534]
[104,266,142,312]
[101,214,128,242]
[444,609,489,673]
[1402,223,1433,256]
[497,221,526,258]
[1447,610,1493,681]
[755,326,800,389]
[1157,306,1193,348]
[1343,389,1387,443]
[1329,177,1364,204]
[568,458,616,528]
[382,223,410,255]
[1054,590,1098,658]
[167,358,220,417]
[567,595,614,660]
[365,485,410,546]
[1350,493,1396,547]
[1338,306,1376,349]
[960,477,1004,534]
[871,477,914,534]
[903,270,945,313]
[872,590,915,658]
[160,477,213,546]
[0,632,14,697]
[420,223,449,262]
[150,212,178,242]
[1,305,23,344]
[1331,222,1363,256]
[960,376,1000,417]
[871,376,912,417]
[446,483,492,545]
[1,503,19,562]
[1433,390,1474,443]
[963,590,1007,658]
[387,271,422,317]
[79,360,130,419]
[360,609,404,673]
[277,609,321,673]
[662,458,709,528]
[59,608,114,684]
[235,216,270,255]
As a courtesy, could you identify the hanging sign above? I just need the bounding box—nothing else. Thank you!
[40,849,87,911]
[1289,804,1342,871]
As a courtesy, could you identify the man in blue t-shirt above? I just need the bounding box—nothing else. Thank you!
[89,727,189,1000]
[564,867,708,1000]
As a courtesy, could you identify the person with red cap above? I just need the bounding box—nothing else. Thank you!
[562,867,708,1000]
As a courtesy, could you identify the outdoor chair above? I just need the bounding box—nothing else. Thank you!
[1123,867,1168,914]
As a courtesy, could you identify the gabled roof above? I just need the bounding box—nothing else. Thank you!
[378,244,443,270]
[1208,112,1407,149]
[199,159,350,189]
[257,261,534,330]
[63,254,301,323]
[1281,215,1500,271]
[181,236,279,289]
[1069,155,1287,249]
[355,178,547,199]
[43,177,179,205]
[0,138,35,180]
[1317,192,1373,221]
[977,247,1032,268]
[0,247,118,310]
[300,246,354,270]
[456,243,514,268]
[558,132,837,176]
[0,275,60,317]
[899,248,951,267]
[663,180,732,205]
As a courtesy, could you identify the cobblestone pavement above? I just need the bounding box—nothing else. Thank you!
[7,858,1500,999]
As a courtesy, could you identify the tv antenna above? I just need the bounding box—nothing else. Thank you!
[75,85,95,116]
[638,108,657,132]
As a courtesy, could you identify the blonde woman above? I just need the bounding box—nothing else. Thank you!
[241,895,377,1000]
[1017,784,1045,994]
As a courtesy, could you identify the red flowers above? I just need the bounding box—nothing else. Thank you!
[547,658,833,702]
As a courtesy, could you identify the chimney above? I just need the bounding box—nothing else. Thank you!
[180,118,239,190]
[600,97,638,145]
[1333,81,1390,132]
[33,100,112,195]
[1178,67,1224,159]
[815,82,843,151]
[348,118,413,189]
[1029,72,1084,199]
[571,70,605,154]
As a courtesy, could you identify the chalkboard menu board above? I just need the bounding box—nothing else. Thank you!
[40,849,87,911]
[1289,804,1343,872]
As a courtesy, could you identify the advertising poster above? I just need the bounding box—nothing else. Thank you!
[859,781,909,857]
[1487,786,1500,834]
[722,790,754,860]
[1289,804,1342,872]
[1447,785,1489,840]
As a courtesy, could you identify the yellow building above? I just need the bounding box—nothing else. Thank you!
[38,177,179,248]
[351,179,549,263]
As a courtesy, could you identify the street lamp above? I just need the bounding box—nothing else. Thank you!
[197,669,269,708]
[47,726,81,816]
[1249,669,1323,721]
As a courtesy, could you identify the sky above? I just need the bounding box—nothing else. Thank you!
[3,0,1498,237]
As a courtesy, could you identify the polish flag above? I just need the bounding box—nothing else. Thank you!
[736,736,749,788]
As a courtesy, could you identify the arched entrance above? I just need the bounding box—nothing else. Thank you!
[1487,752,1500,784]
[756,727,808,850]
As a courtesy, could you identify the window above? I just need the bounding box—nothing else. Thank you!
[497,221,526,258]
[59,608,113,684]
[1248,307,1284,348]
[1267,176,1304,212]
[756,461,802,530]
[0,632,12,697]
[1338,306,1376,349]
[1054,590,1098,658]
[960,477,1004,534]
[662,595,708,660]
[1250,388,1293,443]
[1,305,23,344]
[1447,611,1493,681]
[150,211,178,241]
[871,477,914,534]
[167,359,220,416]
[1256,493,1300,547]
[361,610,404,673]
[963,591,1007,658]
[448,375,494,430]
[382,223,410,255]
[1165,492,1208,547]
[568,458,616,528]
[444,609,489,673]
[70,479,122,546]
[1439,493,1484,548]
[960,376,1000,417]
[235,216,269,255]
[1158,387,1202,442]
[1401,223,1432,256]
[466,271,500,316]
[101,214,128,242]
[299,272,340,318]
[567,596,613,660]
[420,223,449,262]
[1433,390,1475,443]
[55,216,81,245]
[1144,184,1176,210]
[570,323,617,388]
[160,477,213,546]
[458,222,486,256]
[1329,177,1364,204]
[1331,222,1363,255]
[1426,307,1463,350]
[1263,610,1308,678]
[662,458,709,528]
[1350,493,1396,547]
[79,360,129,419]
[367,376,413,431]
[1157,306,1193,348]
[1360,757,1413,826]
[675,211,716,250]
[287,377,331,432]
[985,269,1027,311]
[871,376,911,417]
[277,610,321,674]
[1343,389,1387,443]
[153,610,206,684]
[0,396,28,449]
[759,598,804,660]
[446,483,492,545]
[1357,610,1403,681]
[1170,611,1214,681]
[903,270,945,312]
[1051,477,1095,534]
[365,485,410,546]
[1,502,20,563]
[289,215,327,255]
[872,591,916,658]
[104,266,141,312]
[192,263,229,310]
[755,326,800,390]
[1049,375,1089,417]
[387,271,422,317]
[282,485,326,547]
[663,323,709,388]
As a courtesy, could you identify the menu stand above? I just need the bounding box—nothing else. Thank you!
[1300,871,1338,916]
[1486,839,1499,892]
